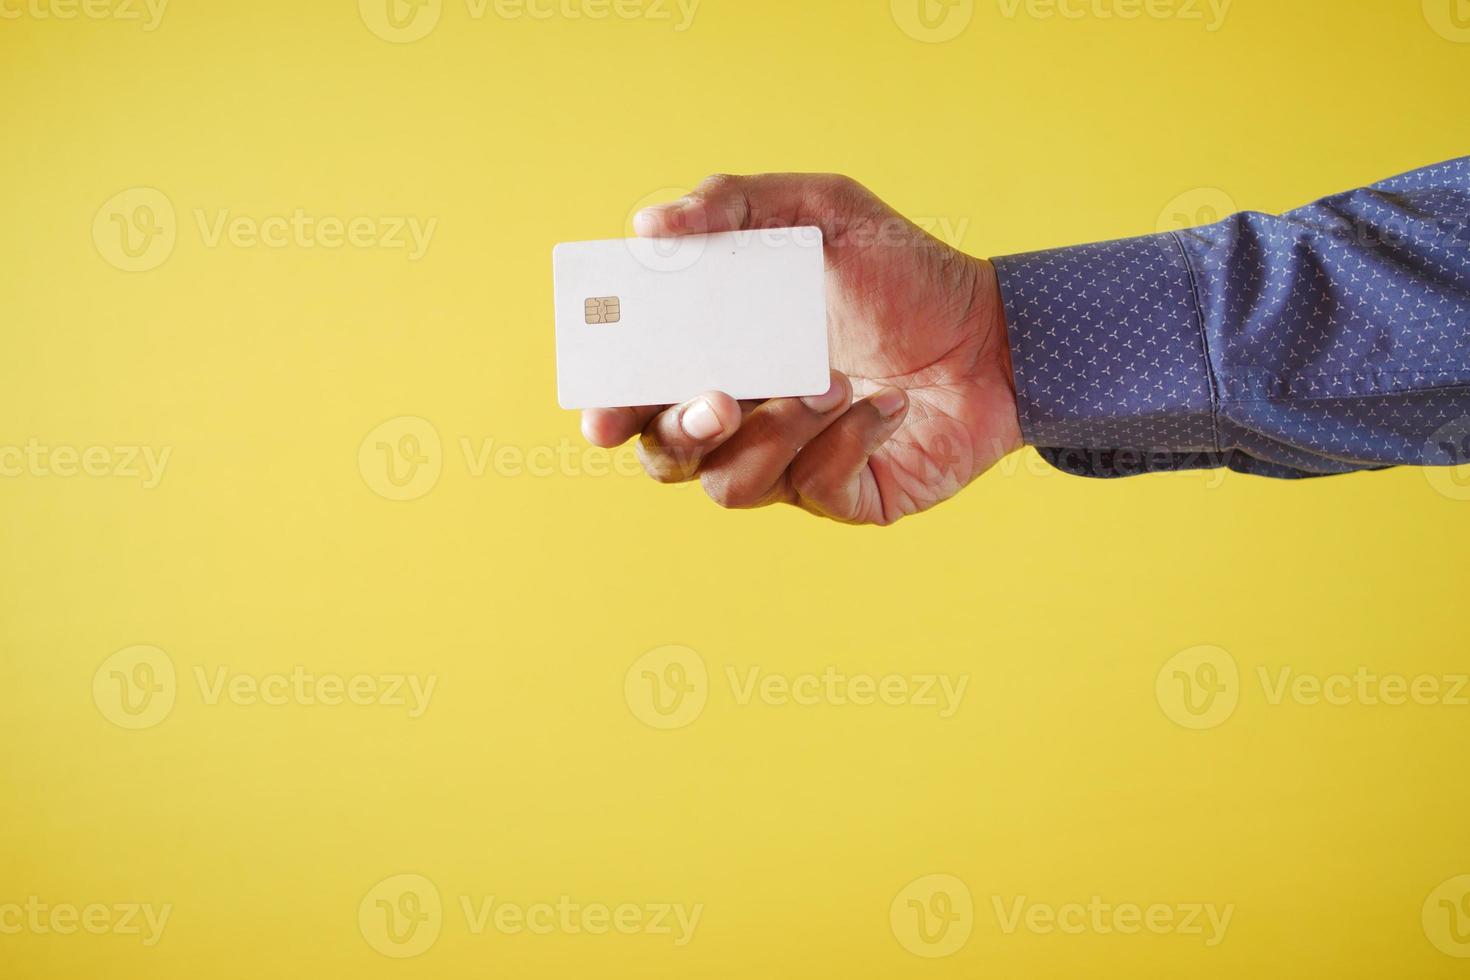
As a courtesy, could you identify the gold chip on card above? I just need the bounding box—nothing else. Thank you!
[584,296,621,324]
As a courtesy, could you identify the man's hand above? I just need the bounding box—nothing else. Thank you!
[580,173,1022,526]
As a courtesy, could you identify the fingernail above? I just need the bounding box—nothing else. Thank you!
[801,377,847,414]
[680,397,725,440]
[632,210,660,236]
[872,387,907,419]
[635,199,690,236]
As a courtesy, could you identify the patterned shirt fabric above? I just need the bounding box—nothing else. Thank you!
[992,156,1470,479]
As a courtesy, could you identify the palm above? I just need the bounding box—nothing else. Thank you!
[822,206,1019,520]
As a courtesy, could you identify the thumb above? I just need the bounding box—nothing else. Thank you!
[633,173,873,240]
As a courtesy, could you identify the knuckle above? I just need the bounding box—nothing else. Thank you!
[790,468,837,506]
[697,173,741,195]
[818,173,863,202]
[697,173,751,228]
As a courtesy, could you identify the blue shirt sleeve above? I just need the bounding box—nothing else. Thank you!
[991,156,1470,479]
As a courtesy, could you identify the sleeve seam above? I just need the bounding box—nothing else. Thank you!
[1166,230,1222,454]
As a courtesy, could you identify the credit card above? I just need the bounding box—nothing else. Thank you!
[552,226,829,409]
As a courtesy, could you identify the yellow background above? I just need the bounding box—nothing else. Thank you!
[2,0,1468,976]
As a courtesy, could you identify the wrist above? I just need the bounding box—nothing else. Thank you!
[969,257,1024,458]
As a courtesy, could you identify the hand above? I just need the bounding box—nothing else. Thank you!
[581,173,1022,526]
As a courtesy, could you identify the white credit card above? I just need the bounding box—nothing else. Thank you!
[552,226,829,409]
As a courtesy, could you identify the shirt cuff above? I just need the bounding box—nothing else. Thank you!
[992,232,1220,457]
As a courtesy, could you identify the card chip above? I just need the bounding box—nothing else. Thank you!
[584,296,621,324]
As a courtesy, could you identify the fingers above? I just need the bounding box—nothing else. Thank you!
[633,173,870,241]
[789,387,909,524]
[635,392,744,483]
[697,372,853,509]
[582,377,910,524]
[580,406,661,449]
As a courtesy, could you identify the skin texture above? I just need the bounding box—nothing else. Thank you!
[581,173,1023,526]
